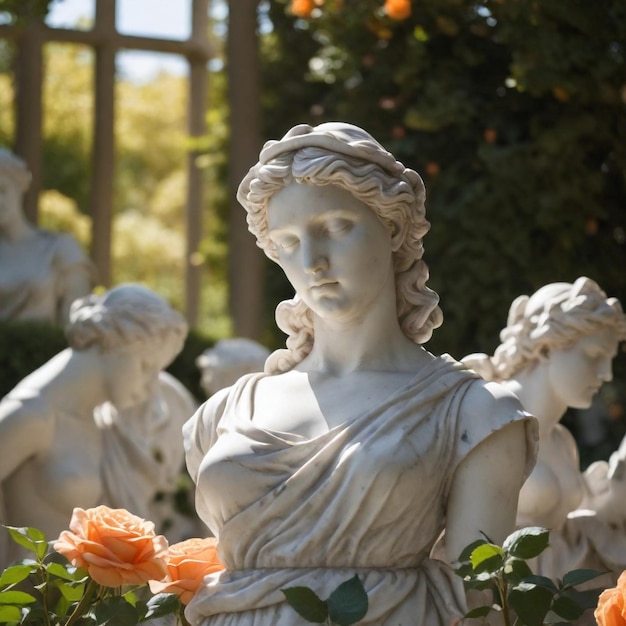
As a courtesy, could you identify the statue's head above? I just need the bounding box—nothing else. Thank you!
[237,122,428,275]
[196,338,270,396]
[236,122,442,372]
[0,148,31,193]
[66,283,188,370]
[65,284,188,409]
[490,277,626,381]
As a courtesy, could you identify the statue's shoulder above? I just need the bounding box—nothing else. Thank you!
[37,229,89,265]
[0,385,53,437]
[459,375,530,429]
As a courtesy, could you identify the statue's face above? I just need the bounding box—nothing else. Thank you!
[547,327,620,409]
[267,181,394,326]
[0,172,22,228]
[101,344,160,410]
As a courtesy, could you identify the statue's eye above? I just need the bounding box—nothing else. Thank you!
[276,236,300,250]
[323,218,351,235]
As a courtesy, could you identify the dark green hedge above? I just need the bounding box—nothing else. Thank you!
[0,321,214,402]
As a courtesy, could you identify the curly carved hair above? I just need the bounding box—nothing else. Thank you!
[65,283,188,368]
[464,277,626,382]
[237,122,443,373]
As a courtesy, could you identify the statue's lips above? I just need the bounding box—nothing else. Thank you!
[309,280,338,290]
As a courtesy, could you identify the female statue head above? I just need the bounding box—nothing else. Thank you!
[196,338,270,396]
[237,122,443,373]
[66,283,188,370]
[466,277,626,385]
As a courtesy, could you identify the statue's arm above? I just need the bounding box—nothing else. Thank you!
[0,397,52,481]
[444,387,530,563]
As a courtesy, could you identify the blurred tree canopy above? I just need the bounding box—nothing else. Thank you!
[0,0,56,23]
[259,0,626,364]
[0,39,230,340]
[1,0,624,365]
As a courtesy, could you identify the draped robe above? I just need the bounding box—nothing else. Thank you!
[183,355,537,625]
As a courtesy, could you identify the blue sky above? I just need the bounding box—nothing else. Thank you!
[45,0,223,82]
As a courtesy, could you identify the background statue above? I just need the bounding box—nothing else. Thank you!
[463,276,626,585]
[196,338,270,397]
[0,283,188,568]
[0,148,95,324]
[182,122,538,625]
[95,370,199,542]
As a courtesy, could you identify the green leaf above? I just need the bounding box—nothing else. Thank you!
[327,575,369,626]
[142,593,181,621]
[502,557,533,584]
[4,527,48,559]
[470,544,504,573]
[66,566,90,583]
[0,605,22,622]
[521,575,558,593]
[558,587,603,614]
[551,594,584,621]
[454,539,487,579]
[123,590,138,607]
[0,564,37,587]
[0,590,37,604]
[46,561,79,581]
[52,592,73,619]
[58,580,86,602]
[281,586,328,623]
[22,604,51,624]
[509,583,554,626]
[465,605,493,618]
[503,526,550,559]
[561,568,605,589]
[94,596,139,626]
[457,539,487,564]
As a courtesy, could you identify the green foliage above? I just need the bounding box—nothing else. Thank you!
[0,525,182,626]
[261,0,626,365]
[0,321,67,398]
[0,38,231,336]
[455,527,604,625]
[0,0,56,24]
[168,328,217,402]
[282,574,369,625]
[0,321,214,402]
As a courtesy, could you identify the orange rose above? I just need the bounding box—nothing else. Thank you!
[595,571,626,626]
[149,537,225,604]
[384,0,411,21]
[53,506,168,588]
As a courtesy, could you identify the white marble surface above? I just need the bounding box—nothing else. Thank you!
[0,284,188,567]
[0,149,95,324]
[464,276,626,584]
[182,123,537,625]
[196,338,269,397]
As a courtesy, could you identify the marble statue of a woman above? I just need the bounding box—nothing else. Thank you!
[94,349,199,540]
[182,122,539,625]
[0,148,95,324]
[463,277,626,584]
[0,283,188,568]
[196,338,270,397]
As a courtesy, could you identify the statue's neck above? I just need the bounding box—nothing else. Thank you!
[502,364,566,436]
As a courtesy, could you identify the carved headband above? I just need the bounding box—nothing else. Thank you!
[237,122,425,209]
